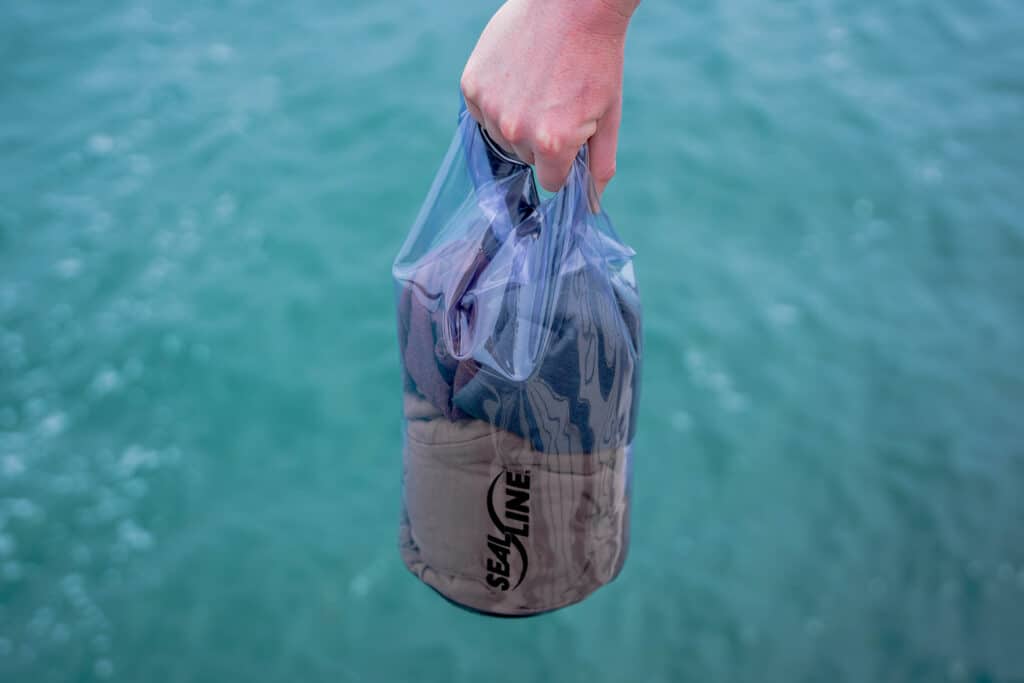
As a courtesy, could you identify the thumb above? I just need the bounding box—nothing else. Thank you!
[588,98,622,197]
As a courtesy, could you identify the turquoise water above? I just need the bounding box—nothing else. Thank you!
[2,0,1023,680]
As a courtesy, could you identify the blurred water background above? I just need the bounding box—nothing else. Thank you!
[2,0,1023,681]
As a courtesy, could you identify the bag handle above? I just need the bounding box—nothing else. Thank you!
[477,122,594,207]
[442,113,583,375]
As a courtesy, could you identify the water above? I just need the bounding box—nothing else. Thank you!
[1,0,1022,680]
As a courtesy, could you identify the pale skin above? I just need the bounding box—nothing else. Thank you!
[461,0,641,196]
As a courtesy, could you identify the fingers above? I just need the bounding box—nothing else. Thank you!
[462,72,532,163]
[588,97,621,196]
[533,117,597,191]
[462,71,609,193]
[533,143,577,193]
[486,116,535,166]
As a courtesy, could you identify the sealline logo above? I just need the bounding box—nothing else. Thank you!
[485,469,531,591]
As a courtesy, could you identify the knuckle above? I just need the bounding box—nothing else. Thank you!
[459,71,478,101]
[534,128,565,157]
[498,116,526,144]
[479,97,501,124]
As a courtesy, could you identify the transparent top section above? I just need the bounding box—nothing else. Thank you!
[394,108,642,454]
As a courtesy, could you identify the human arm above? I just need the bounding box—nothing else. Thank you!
[460,0,640,195]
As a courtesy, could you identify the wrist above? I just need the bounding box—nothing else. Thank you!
[580,0,639,36]
[593,0,641,21]
[526,0,638,38]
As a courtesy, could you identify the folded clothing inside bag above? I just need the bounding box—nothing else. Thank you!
[397,231,641,455]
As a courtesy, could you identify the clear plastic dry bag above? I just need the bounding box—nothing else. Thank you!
[393,104,642,616]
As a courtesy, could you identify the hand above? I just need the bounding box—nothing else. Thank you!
[461,0,638,195]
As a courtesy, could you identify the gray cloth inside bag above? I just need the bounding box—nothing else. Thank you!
[399,394,630,616]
